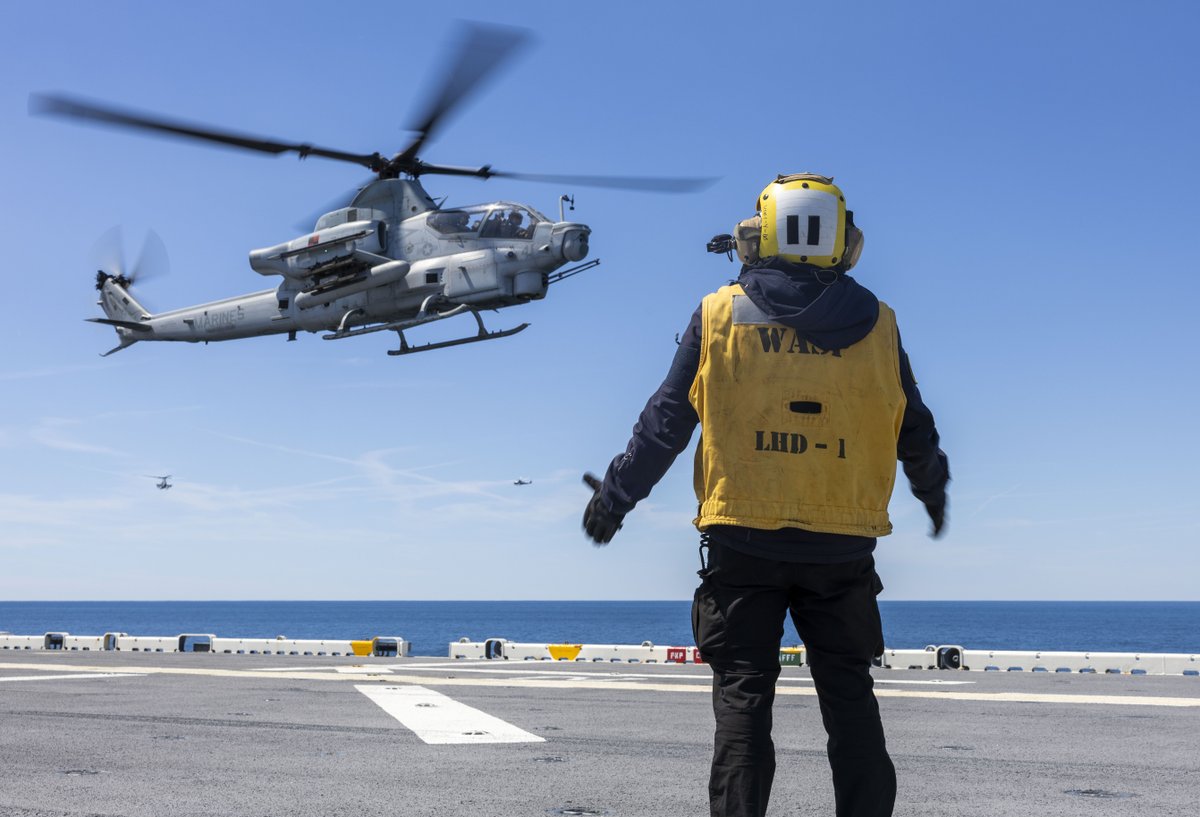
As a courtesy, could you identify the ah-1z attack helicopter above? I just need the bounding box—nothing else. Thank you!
[32,23,710,357]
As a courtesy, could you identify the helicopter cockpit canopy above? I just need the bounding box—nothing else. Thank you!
[427,203,547,240]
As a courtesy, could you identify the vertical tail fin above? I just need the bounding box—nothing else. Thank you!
[89,273,153,355]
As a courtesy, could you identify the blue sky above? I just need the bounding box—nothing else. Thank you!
[2,2,1197,601]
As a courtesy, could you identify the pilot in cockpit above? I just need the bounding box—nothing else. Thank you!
[448,211,470,232]
[429,210,472,234]
[500,210,527,238]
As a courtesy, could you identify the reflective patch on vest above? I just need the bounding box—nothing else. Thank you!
[732,294,771,325]
[731,295,841,357]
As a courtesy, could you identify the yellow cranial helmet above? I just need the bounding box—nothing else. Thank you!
[757,173,861,269]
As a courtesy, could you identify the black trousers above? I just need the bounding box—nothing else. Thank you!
[691,542,896,817]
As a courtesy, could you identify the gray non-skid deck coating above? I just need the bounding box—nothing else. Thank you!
[1,651,1197,816]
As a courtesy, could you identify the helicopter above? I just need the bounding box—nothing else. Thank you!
[30,23,712,358]
[513,479,532,486]
[147,475,173,490]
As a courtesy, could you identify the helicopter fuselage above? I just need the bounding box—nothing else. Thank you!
[46,24,702,357]
[95,179,592,352]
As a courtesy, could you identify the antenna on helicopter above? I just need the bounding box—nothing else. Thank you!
[559,194,575,222]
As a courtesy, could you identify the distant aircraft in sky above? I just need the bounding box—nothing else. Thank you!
[513,479,532,486]
[147,475,172,490]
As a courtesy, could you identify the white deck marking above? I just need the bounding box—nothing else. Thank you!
[356,684,546,745]
[369,663,975,686]
[0,673,142,682]
[3,662,1196,708]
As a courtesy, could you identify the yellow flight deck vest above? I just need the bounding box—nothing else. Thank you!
[688,284,906,537]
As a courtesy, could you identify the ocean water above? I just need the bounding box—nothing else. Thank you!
[1,600,1196,658]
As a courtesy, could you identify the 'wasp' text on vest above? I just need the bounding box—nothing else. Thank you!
[756,328,842,356]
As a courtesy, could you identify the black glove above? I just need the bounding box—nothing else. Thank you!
[582,472,624,546]
[926,499,946,539]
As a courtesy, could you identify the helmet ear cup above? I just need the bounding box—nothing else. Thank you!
[842,223,864,271]
[734,215,762,264]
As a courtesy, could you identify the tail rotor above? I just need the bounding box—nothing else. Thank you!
[89,227,168,355]
[92,226,169,293]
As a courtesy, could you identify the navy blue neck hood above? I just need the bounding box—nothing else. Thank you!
[737,258,879,351]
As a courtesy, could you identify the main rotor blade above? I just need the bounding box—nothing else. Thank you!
[483,170,720,193]
[413,161,496,179]
[30,93,383,170]
[396,22,532,164]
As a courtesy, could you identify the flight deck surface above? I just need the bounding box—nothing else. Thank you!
[1,651,1197,816]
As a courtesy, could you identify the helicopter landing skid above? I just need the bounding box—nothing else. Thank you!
[388,311,529,356]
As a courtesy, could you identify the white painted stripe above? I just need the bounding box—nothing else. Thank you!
[865,688,1200,708]
[356,684,545,745]
[362,674,1200,708]
[373,664,976,686]
[0,673,142,682]
[336,666,393,674]
[4,662,1195,708]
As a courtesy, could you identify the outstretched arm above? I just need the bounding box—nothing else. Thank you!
[896,331,950,535]
[599,307,703,516]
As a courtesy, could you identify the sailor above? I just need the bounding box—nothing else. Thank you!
[582,174,950,817]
